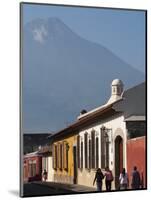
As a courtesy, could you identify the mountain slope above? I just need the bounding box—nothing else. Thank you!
[22,17,145,132]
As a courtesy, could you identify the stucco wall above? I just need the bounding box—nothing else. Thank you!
[77,168,110,191]
[53,135,77,184]
[78,113,127,189]
[127,136,146,188]
[47,157,54,182]
[78,168,96,188]
[23,156,42,181]
[42,156,54,182]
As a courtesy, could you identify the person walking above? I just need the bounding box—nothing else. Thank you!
[42,169,48,182]
[119,168,129,190]
[131,166,141,189]
[104,166,114,191]
[93,168,104,191]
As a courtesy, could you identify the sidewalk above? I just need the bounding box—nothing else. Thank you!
[34,181,96,193]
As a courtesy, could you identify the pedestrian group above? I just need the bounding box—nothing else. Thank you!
[93,166,142,192]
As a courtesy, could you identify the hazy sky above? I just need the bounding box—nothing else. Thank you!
[23,3,146,73]
[22,3,146,133]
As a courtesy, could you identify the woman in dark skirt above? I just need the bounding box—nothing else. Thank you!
[93,168,104,191]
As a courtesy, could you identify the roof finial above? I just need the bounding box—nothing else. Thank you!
[107,79,124,104]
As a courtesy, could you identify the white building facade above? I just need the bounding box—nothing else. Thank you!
[77,113,127,190]
[51,79,146,190]
[42,156,54,182]
[77,79,127,190]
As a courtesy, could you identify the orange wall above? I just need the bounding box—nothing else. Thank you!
[127,136,146,188]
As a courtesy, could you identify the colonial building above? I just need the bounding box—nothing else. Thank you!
[24,145,54,182]
[51,133,78,184]
[114,82,146,188]
[77,80,146,189]
[23,151,42,182]
[51,79,146,190]
[38,145,54,182]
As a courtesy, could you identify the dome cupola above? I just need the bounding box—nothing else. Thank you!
[107,79,124,104]
[111,79,124,96]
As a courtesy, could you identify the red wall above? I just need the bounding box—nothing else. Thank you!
[23,156,42,181]
[127,136,146,188]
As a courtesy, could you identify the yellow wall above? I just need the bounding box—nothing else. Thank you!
[53,134,77,183]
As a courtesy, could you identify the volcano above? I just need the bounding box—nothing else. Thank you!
[22,17,145,132]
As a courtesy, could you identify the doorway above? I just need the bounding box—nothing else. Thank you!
[115,136,123,189]
[73,146,77,184]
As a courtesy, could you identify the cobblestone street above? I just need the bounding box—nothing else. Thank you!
[23,181,96,197]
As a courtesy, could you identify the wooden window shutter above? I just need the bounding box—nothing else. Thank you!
[53,144,57,169]
[66,142,68,171]
[57,144,59,169]
[63,141,68,170]
[84,133,88,168]
[62,142,65,169]
[57,143,63,170]
[91,131,95,168]
[60,143,63,170]
[52,144,55,169]
[63,142,66,169]
[106,140,109,168]
[101,128,105,169]
[96,137,99,169]
[55,145,58,169]
[81,141,83,169]
[58,143,63,170]
[88,139,91,169]
[58,143,61,169]
[77,135,80,168]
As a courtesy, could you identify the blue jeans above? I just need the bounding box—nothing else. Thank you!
[97,181,102,191]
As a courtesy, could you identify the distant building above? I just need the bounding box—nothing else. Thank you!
[38,145,54,182]
[23,151,42,182]
[50,80,146,190]
[23,144,53,182]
